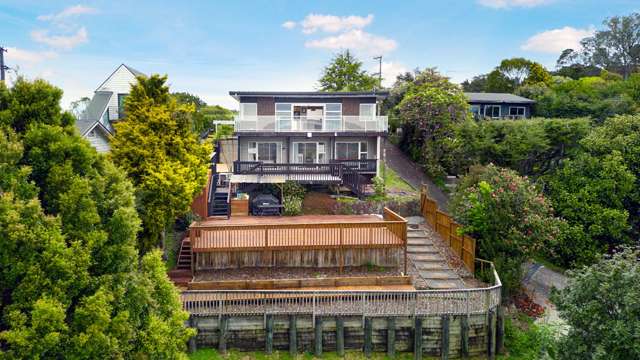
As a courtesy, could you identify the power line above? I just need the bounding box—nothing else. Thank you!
[0,46,8,82]
[372,55,382,89]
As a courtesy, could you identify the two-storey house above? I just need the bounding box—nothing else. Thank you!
[206,90,389,216]
[76,64,145,152]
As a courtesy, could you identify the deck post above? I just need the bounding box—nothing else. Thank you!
[387,317,396,358]
[218,315,228,353]
[487,309,496,360]
[188,316,197,353]
[265,314,274,354]
[314,316,323,356]
[289,315,297,356]
[460,315,469,358]
[364,317,373,358]
[336,316,345,357]
[414,317,423,360]
[441,315,450,360]
[496,306,505,354]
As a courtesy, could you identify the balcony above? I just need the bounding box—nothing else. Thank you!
[235,115,388,133]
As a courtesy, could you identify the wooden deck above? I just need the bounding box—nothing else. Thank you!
[190,212,406,253]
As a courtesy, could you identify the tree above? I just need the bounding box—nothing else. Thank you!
[318,50,379,91]
[450,165,561,295]
[172,91,206,109]
[544,152,635,267]
[396,69,469,180]
[69,96,91,119]
[552,247,640,359]
[525,62,552,85]
[0,78,194,358]
[497,58,534,87]
[485,69,516,92]
[461,74,488,92]
[580,12,640,79]
[110,74,209,252]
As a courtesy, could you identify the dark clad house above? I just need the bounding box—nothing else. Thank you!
[465,92,535,119]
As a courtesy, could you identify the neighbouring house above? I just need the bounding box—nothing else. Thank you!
[201,90,389,217]
[76,64,145,152]
[465,92,535,119]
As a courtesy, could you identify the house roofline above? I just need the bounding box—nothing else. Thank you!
[81,121,113,137]
[94,63,145,92]
[229,90,389,101]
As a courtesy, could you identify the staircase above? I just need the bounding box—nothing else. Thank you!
[209,189,230,217]
[168,237,193,287]
[406,226,466,289]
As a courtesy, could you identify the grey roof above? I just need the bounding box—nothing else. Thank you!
[229,90,389,101]
[76,92,111,135]
[123,64,145,78]
[464,92,535,104]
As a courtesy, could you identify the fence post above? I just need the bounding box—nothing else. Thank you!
[218,315,228,353]
[441,315,450,360]
[364,317,373,358]
[314,316,323,356]
[496,306,505,355]
[336,316,345,357]
[387,317,396,358]
[414,317,423,360]
[188,316,197,353]
[265,314,274,354]
[289,315,297,356]
[461,315,469,358]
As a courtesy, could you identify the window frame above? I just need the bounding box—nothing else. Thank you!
[484,105,501,119]
[240,103,258,118]
[508,106,526,119]
[248,141,280,163]
[359,103,376,119]
[335,141,369,160]
[293,141,326,164]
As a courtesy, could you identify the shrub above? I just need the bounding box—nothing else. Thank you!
[281,181,305,216]
[372,176,386,198]
[552,247,640,359]
[450,165,561,295]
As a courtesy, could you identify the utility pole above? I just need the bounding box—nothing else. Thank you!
[0,46,8,82]
[372,55,382,89]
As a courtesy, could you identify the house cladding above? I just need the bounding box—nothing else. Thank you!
[76,64,145,153]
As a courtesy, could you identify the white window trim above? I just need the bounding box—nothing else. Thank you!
[359,103,376,119]
[484,105,501,119]
[292,141,326,164]
[335,141,369,160]
[508,106,526,119]
[248,141,281,163]
[240,103,258,118]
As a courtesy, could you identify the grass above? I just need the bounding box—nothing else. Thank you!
[382,165,415,193]
[189,349,446,360]
[532,256,568,275]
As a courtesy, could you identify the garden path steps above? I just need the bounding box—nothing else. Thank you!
[406,225,466,289]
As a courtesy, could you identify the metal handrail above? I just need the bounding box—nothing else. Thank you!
[235,115,389,132]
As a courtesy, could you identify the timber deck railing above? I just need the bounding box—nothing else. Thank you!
[420,185,476,273]
[182,259,501,318]
[190,207,407,253]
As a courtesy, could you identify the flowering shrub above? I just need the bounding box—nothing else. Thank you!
[450,164,561,295]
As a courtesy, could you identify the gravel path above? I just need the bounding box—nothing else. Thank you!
[522,262,568,324]
[384,142,449,210]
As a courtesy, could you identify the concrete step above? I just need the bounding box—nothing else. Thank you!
[410,253,443,262]
[421,271,460,280]
[407,231,427,238]
[406,246,438,254]
[425,279,465,289]
[407,238,430,246]
[415,262,449,271]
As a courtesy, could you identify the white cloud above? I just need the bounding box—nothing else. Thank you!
[521,26,595,53]
[373,61,408,87]
[37,5,97,22]
[478,0,552,8]
[4,47,58,63]
[282,21,297,30]
[305,29,397,55]
[299,14,374,34]
[31,27,88,50]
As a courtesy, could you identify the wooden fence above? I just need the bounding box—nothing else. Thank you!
[191,170,211,219]
[419,185,476,273]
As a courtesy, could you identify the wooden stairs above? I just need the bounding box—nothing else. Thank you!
[168,237,193,287]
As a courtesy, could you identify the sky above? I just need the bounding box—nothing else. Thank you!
[1,0,639,110]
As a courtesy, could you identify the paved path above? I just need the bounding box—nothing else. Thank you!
[405,218,466,289]
[522,262,568,324]
[384,142,449,210]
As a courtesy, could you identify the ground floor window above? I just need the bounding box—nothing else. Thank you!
[484,105,501,118]
[294,142,326,163]
[509,106,526,119]
[335,142,368,160]
[248,142,279,163]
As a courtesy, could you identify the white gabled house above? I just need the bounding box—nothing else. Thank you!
[76,64,145,152]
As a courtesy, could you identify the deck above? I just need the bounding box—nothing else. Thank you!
[191,213,406,252]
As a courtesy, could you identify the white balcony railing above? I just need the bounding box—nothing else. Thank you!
[235,115,388,132]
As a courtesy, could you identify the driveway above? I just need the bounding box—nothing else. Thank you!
[384,141,450,210]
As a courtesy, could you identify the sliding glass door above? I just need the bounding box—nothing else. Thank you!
[293,142,326,164]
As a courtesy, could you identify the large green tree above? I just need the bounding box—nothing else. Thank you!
[396,69,469,180]
[0,79,194,358]
[552,248,640,359]
[111,75,209,252]
[318,50,379,91]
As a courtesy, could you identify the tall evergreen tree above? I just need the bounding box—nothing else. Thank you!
[110,74,209,252]
[318,50,379,91]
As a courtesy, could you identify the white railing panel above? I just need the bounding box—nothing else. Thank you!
[235,115,388,132]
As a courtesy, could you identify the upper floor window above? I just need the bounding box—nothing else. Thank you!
[359,103,376,120]
[484,105,501,119]
[118,94,128,118]
[509,106,526,119]
[240,103,257,118]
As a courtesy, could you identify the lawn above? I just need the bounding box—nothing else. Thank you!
[189,349,438,360]
[383,165,415,193]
